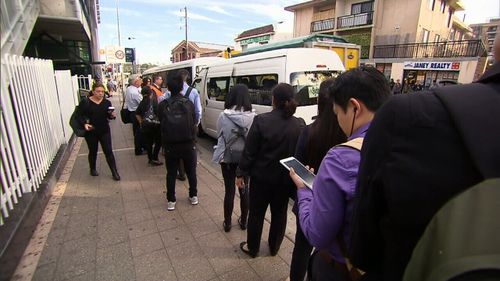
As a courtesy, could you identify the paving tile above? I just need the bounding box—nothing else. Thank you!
[167,241,216,281]
[136,270,178,281]
[37,228,65,266]
[186,216,220,239]
[64,212,98,242]
[130,232,164,257]
[160,226,194,248]
[179,204,210,224]
[152,207,185,232]
[133,249,175,281]
[96,241,133,265]
[97,215,129,248]
[123,197,149,214]
[197,232,247,275]
[54,261,95,281]
[125,208,153,226]
[96,258,135,281]
[127,219,158,239]
[249,255,289,281]
[218,264,260,281]
[56,236,96,275]
[32,262,56,281]
[60,269,95,281]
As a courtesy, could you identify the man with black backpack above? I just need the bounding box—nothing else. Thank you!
[158,73,198,211]
[349,34,500,281]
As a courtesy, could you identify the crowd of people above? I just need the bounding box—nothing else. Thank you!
[72,34,500,281]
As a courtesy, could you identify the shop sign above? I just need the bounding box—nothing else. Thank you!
[105,45,126,64]
[239,35,271,45]
[403,61,460,71]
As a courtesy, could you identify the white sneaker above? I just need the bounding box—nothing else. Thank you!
[189,196,199,205]
[167,201,176,211]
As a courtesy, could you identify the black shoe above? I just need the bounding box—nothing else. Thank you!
[149,159,163,166]
[239,242,257,258]
[90,169,99,176]
[238,217,247,230]
[111,170,121,181]
[223,221,231,232]
[269,248,278,256]
[177,174,186,181]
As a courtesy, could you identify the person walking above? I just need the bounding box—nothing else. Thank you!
[136,86,162,166]
[158,73,198,211]
[237,83,305,258]
[79,83,121,180]
[125,74,144,155]
[212,84,255,232]
[289,79,346,281]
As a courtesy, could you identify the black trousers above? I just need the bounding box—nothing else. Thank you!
[130,111,143,154]
[84,131,117,172]
[220,163,249,225]
[309,251,350,281]
[290,206,313,281]
[142,126,161,161]
[246,179,289,255]
[165,142,197,202]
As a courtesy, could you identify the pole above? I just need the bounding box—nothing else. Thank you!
[184,7,189,60]
[116,0,125,97]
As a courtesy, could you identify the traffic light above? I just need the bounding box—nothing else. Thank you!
[125,48,135,63]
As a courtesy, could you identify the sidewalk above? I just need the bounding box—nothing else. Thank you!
[15,96,296,281]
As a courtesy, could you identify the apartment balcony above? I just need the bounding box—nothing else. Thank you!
[311,18,335,33]
[373,40,487,59]
[337,11,373,30]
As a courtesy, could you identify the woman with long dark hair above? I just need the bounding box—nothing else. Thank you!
[80,83,120,180]
[136,86,162,166]
[289,78,346,281]
[236,83,305,258]
[213,84,255,232]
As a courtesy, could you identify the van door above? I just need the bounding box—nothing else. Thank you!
[203,64,234,138]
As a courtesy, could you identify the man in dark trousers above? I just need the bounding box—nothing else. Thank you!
[349,34,500,281]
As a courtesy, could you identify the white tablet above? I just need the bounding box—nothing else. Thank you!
[280,157,315,189]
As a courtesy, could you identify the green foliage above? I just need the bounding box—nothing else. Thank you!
[342,32,372,59]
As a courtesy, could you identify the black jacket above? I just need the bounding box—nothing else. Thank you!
[237,109,305,185]
[349,63,500,281]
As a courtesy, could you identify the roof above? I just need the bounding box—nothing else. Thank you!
[236,34,351,56]
[284,0,329,12]
[236,24,274,40]
[171,40,232,54]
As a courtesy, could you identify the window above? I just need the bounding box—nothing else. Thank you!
[428,0,435,10]
[351,1,374,14]
[434,34,441,42]
[290,71,341,106]
[440,0,446,13]
[449,28,456,40]
[207,77,230,101]
[422,29,430,43]
[447,8,453,27]
[233,74,278,106]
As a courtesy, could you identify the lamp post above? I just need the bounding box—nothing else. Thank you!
[116,0,125,96]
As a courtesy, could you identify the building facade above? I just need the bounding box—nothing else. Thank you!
[2,0,101,76]
[171,41,231,63]
[234,23,293,52]
[471,18,500,67]
[285,0,487,87]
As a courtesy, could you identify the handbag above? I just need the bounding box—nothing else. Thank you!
[120,95,131,124]
[141,102,160,134]
[69,99,88,137]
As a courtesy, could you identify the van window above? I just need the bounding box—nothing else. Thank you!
[290,71,341,106]
[208,77,230,101]
[233,74,278,106]
[193,78,202,95]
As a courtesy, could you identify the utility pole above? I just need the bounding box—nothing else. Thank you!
[184,6,188,61]
[116,0,125,97]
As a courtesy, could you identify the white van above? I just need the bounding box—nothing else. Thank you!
[193,48,345,138]
[143,57,225,91]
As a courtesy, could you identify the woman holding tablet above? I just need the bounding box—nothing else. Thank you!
[236,83,305,258]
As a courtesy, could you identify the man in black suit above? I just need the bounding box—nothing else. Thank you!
[349,34,500,281]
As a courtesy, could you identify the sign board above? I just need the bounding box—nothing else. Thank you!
[239,35,271,46]
[403,61,460,71]
[125,48,135,63]
[105,46,126,64]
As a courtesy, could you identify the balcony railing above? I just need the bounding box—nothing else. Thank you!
[337,12,373,29]
[311,18,335,32]
[373,40,487,59]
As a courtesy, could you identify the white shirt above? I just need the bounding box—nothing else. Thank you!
[125,85,142,111]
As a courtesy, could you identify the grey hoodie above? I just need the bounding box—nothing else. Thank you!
[212,109,256,163]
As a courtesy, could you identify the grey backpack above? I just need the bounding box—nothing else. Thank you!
[222,119,247,163]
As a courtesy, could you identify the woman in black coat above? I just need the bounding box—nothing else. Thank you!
[236,83,305,258]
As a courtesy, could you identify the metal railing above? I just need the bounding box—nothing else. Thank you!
[373,40,487,58]
[311,18,335,32]
[337,11,373,29]
[0,54,79,225]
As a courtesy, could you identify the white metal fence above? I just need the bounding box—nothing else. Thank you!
[0,54,79,225]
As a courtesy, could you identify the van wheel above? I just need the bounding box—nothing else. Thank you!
[197,123,207,138]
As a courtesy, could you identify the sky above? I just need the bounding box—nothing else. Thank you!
[98,0,500,65]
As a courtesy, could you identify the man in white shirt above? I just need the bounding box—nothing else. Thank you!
[125,74,144,155]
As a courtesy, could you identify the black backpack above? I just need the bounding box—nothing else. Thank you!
[160,91,195,143]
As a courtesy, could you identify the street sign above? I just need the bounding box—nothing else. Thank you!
[125,48,135,63]
[105,46,126,64]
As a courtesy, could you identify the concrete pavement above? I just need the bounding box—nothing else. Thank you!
[12,96,297,281]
